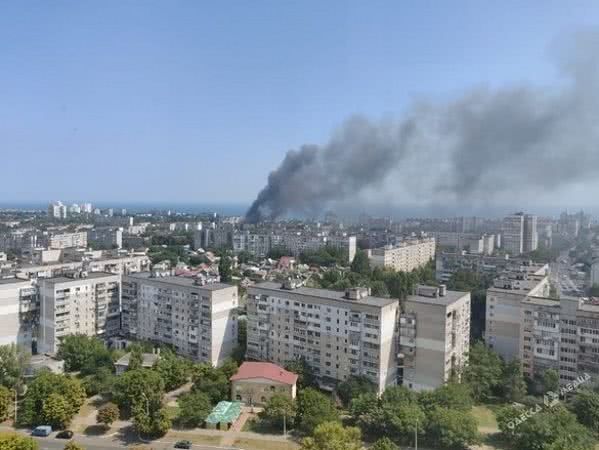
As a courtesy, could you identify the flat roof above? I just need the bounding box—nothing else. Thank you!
[405,289,468,306]
[249,281,397,308]
[41,271,119,284]
[125,272,234,291]
[0,277,31,286]
[523,296,560,307]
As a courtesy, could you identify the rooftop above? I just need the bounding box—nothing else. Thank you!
[41,271,119,284]
[405,289,468,306]
[126,272,234,291]
[230,362,298,385]
[249,281,397,308]
[114,352,160,368]
[0,277,31,286]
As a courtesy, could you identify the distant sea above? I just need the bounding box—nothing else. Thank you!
[0,202,250,216]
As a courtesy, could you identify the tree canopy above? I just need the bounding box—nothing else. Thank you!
[177,390,212,428]
[300,421,362,450]
[296,388,339,434]
[56,335,113,374]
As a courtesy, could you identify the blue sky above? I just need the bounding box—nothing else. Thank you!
[1,1,598,204]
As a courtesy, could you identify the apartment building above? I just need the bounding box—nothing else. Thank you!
[48,201,67,219]
[0,278,37,348]
[523,215,538,253]
[502,214,525,255]
[399,285,471,391]
[38,272,121,354]
[233,231,357,263]
[87,227,123,249]
[368,238,435,272]
[246,282,399,394]
[517,294,599,385]
[485,272,550,361]
[47,232,88,250]
[122,273,238,366]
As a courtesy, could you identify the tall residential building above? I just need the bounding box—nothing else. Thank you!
[122,273,238,367]
[48,201,67,219]
[38,272,121,354]
[0,278,37,348]
[368,238,436,272]
[591,258,599,287]
[523,214,538,253]
[502,214,525,256]
[510,294,599,385]
[246,282,399,394]
[399,285,470,391]
[485,272,550,361]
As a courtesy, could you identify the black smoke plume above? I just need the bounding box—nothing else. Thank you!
[246,30,599,223]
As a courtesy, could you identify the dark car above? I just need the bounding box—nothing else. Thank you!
[174,440,192,449]
[56,430,74,439]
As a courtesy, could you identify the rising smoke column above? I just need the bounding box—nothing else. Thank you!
[246,29,599,223]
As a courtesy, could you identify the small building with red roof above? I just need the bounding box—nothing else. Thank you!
[230,362,298,406]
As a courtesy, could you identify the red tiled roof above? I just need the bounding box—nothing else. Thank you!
[230,362,298,385]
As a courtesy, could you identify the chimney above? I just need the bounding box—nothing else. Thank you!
[439,284,447,297]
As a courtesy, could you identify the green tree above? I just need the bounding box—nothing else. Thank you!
[133,405,171,437]
[296,388,339,434]
[513,406,595,450]
[285,357,317,389]
[177,391,212,428]
[0,344,29,390]
[495,404,523,438]
[418,383,473,413]
[502,360,527,402]
[542,369,560,394]
[462,341,504,402]
[127,346,144,372]
[42,393,70,429]
[0,386,12,423]
[81,367,115,397]
[56,335,112,374]
[300,421,362,450]
[350,250,370,276]
[0,432,39,450]
[219,256,233,282]
[112,369,164,418]
[97,402,120,428]
[426,406,480,449]
[20,371,85,427]
[349,393,380,430]
[63,442,85,450]
[259,393,296,432]
[371,437,400,450]
[191,364,230,404]
[572,389,599,434]
[336,376,376,407]
[153,350,191,391]
[369,280,389,297]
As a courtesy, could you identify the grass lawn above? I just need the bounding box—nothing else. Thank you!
[473,405,499,433]
[243,417,285,435]
[233,437,299,450]
[166,431,222,445]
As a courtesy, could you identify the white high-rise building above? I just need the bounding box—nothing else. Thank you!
[0,278,37,348]
[523,214,538,253]
[48,201,67,219]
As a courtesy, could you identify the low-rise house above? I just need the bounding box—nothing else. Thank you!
[230,362,298,406]
[114,350,161,375]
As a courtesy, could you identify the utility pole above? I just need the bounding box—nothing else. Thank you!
[415,417,418,450]
[283,412,286,437]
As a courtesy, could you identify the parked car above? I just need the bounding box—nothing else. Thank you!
[174,440,192,449]
[31,426,52,437]
[56,430,73,439]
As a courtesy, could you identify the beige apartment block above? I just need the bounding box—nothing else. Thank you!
[400,285,471,391]
[39,272,121,354]
[0,278,37,348]
[485,272,550,361]
[246,282,399,394]
[123,273,239,366]
[368,238,436,272]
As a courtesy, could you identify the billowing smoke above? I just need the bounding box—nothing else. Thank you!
[246,30,599,223]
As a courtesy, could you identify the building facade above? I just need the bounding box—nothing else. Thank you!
[368,238,436,272]
[38,272,121,354]
[122,273,239,366]
[246,282,399,394]
[0,278,37,348]
[399,285,471,391]
[502,214,525,256]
